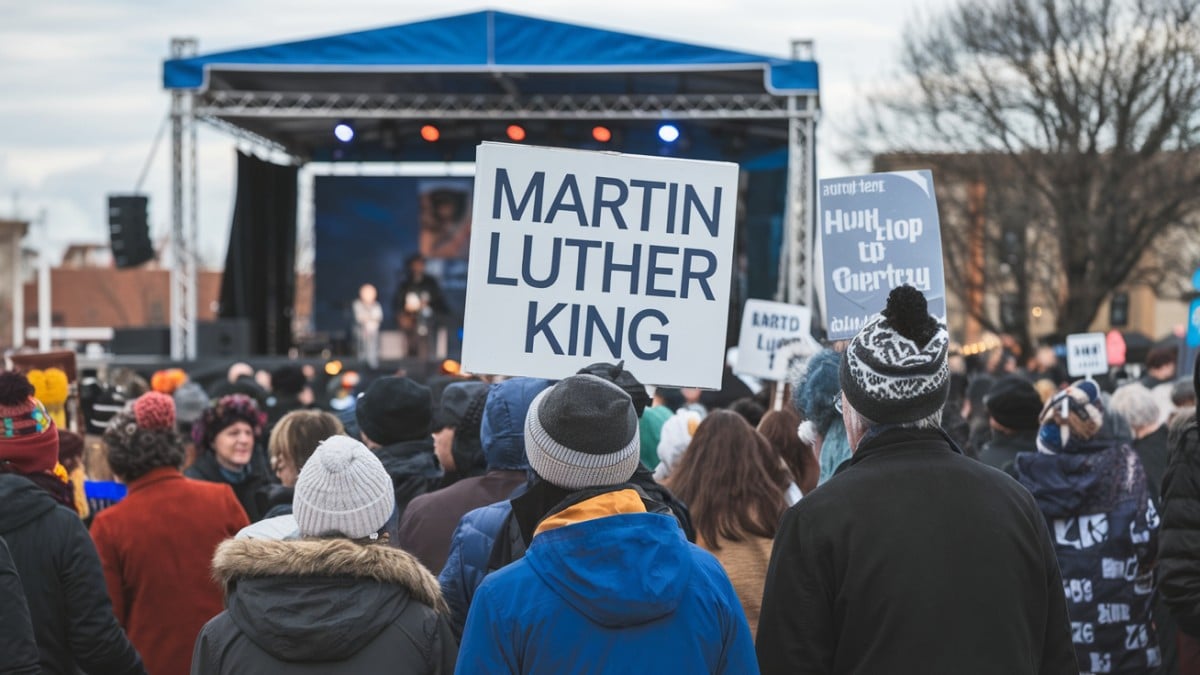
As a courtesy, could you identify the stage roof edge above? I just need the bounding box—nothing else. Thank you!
[162,9,819,95]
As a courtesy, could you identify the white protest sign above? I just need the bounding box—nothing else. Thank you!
[735,300,815,381]
[1066,332,1108,377]
[461,143,737,388]
[819,171,946,340]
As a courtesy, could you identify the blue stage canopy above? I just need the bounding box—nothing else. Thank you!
[163,10,818,95]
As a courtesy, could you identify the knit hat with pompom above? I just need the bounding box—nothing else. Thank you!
[839,285,950,424]
[0,371,59,474]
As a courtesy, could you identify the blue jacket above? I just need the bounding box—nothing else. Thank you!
[439,499,513,635]
[1016,438,1160,674]
[456,511,756,674]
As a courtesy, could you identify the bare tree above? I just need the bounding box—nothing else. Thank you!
[864,0,1200,339]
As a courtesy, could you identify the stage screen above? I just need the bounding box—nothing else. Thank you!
[313,175,472,354]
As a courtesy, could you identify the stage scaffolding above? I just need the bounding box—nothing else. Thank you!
[166,14,819,358]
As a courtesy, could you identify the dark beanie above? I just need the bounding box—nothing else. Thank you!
[576,361,651,417]
[839,286,950,424]
[271,365,308,397]
[984,376,1043,431]
[356,377,432,445]
[523,374,640,490]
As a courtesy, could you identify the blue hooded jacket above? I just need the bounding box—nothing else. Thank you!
[455,510,756,674]
[438,378,551,633]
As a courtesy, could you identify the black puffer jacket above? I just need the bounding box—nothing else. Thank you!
[1161,412,1200,637]
[192,538,456,674]
[0,536,39,675]
[0,474,144,675]
[374,438,442,519]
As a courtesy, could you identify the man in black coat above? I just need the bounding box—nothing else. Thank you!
[756,286,1077,674]
[356,376,443,520]
[977,374,1044,475]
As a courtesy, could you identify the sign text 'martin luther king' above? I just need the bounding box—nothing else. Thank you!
[461,143,738,388]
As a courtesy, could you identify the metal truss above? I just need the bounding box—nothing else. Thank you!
[778,98,817,310]
[170,38,199,360]
[197,90,815,120]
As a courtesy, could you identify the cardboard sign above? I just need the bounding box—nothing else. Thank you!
[1066,332,1108,377]
[819,171,946,340]
[735,299,816,381]
[461,143,738,388]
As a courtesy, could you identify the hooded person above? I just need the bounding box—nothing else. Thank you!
[439,365,695,639]
[455,374,756,674]
[192,436,458,674]
[0,371,145,675]
[90,392,249,675]
[757,286,1076,674]
[430,380,491,486]
[398,378,552,574]
[1015,381,1161,673]
[184,394,272,522]
[355,376,442,519]
[792,349,852,484]
[977,375,1043,473]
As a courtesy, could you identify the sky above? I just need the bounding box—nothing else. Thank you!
[0,0,947,266]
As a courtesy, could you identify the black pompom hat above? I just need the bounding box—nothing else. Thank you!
[839,285,950,424]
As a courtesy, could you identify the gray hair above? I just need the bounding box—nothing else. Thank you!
[844,401,943,444]
[1109,384,1162,431]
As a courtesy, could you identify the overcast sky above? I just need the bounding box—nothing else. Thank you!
[0,0,947,266]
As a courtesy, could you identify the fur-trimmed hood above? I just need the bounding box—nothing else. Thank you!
[213,537,446,614]
[209,537,449,663]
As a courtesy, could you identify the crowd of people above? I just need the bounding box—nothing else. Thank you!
[1,284,1198,673]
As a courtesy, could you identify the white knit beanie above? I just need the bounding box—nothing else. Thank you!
[294,435,395,540]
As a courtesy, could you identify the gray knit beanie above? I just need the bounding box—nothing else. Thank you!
[524,374,640,490]
[294,435,396,539]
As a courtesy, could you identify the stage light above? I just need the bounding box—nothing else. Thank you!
[324,360,343,376]
[592,126,612,143]
[420,125,440,142]
[333,121,355,143]
[657,123,680,143]
[506,124,526,142]
[441,359,462,375]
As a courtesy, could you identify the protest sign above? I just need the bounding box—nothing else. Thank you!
[1066,332,1108,377]
[735,299,817,381]
[461,142,738,388]
[819,171,946,340]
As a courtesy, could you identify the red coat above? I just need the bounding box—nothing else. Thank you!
[91,467,249,675]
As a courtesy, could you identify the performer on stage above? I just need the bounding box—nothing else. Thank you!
[393,255,448,360]
[352,283,383,368]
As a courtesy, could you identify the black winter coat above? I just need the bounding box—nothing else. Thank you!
[184,451,271,522]
[192,537,456,674]
[756,428,1077,675]
[0,474,144,675]
[1161,412,1200,637]
[0,536,39,675]
[374,438,442,519]
[978,428,1038,474]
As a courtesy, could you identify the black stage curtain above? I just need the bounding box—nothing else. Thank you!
[219,152,298,355]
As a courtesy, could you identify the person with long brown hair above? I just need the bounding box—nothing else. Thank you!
[758,408,819,497]
[667,410,790,635]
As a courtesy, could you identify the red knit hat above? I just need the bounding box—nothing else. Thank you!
[0,371,59,474]
[133,392,176,431]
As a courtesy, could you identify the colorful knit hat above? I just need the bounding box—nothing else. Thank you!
[0,371,60,474]
[192,394,266,450]
[1037,380,1104,454]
